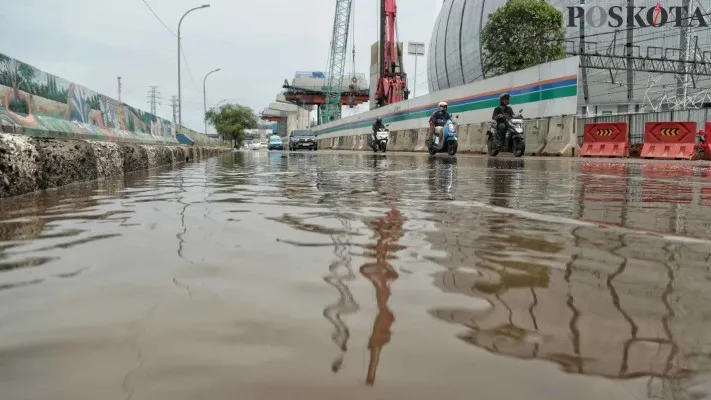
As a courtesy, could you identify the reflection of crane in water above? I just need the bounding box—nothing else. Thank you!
[360,208,404,386]
[323,217,360,373]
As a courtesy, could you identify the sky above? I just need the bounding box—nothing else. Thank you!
[0,0,442,133]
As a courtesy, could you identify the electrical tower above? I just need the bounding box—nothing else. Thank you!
[146,86,161,116]
[170,96,179,124]
[321,0,354,125]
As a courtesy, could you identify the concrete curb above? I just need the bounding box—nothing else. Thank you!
[0,133,229,198]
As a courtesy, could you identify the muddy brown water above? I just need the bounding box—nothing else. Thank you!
[1,150,711,400]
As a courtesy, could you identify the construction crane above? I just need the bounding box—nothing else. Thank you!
[321,0,354,124]
[375,0,409,108]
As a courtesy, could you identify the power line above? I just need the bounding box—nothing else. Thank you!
[140,0,177,37]
[180,44,201,92]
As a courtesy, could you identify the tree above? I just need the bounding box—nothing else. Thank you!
[0,54,36,114]
[204,103,257,147]
[481,0,566,77]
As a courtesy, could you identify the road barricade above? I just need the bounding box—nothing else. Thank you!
[641,163,694,204]
[470,123,488,153]
[580,122,629,157]
[540,116,579,156]
[524,118,547,155]
[414,128,428,151]
[641,121,696,159]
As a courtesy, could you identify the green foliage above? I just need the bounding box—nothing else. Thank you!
[9,98,28,114]
[481,0,566,77]
[204,103,257,147]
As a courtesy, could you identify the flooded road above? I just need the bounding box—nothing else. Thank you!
[1,150,711,400]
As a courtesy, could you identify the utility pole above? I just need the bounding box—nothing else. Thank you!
[117,77,122,102]
[147,86,161,116]
[677,0,691,108]
[170,96,179,124]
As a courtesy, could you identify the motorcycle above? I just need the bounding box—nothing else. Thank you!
[428,116,459,156]
[371,124,390,153]
[487,109,526,157]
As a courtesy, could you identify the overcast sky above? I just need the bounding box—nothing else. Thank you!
[0,0,442,133]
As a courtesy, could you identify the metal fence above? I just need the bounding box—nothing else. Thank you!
[576,109,711,144]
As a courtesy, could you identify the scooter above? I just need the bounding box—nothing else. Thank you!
[487,109,525,157]
[371,124,390,153]
[428,116,459,156]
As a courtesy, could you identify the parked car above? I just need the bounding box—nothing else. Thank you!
[268,134,283,150]
[289,129,317,151]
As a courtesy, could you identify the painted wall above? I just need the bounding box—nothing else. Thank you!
[0,52,187,144]
[314,56,579,138]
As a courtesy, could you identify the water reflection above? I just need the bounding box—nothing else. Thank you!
[322,217,359,373]
[360,207,404,386]
[426,206,711,396]
[427,157,457,200]
[486,158,524,208]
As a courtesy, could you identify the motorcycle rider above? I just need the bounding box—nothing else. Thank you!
[492,93,514,147]
[427,102,451,147]
[372,117,386,144]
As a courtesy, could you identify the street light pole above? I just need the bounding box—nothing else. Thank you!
[407,42,425,98]
[203,68,221,134]
[178,4,210,127]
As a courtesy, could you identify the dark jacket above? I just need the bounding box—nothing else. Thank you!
[429,110,451,127]
[372,121,385,133]
[492,105,514,121]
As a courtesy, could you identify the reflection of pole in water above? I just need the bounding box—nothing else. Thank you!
[323,218,360,373]
[360,208,404,386]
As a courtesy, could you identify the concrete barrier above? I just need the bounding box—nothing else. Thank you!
[524,118,548,155]
[540,116,579,156]
[0,133,229,198]
[472,123,489,154]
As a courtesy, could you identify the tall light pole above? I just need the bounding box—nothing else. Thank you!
[178,4,210,126]
[407,42,425,98]
[203,68,221,134]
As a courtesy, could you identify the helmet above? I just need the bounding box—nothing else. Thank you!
[499,93,510,103]
[438,101,448,107]
[375,117,382,123]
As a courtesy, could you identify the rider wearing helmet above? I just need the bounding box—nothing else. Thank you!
[372,117,386,144]
[427,101,452,146]
[492,93,514,146]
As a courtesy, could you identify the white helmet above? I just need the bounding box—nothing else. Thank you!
[438,101,448,107]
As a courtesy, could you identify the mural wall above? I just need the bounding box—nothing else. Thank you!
[0,52,184,144]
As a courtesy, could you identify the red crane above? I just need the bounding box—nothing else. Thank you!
[375,0,409,108]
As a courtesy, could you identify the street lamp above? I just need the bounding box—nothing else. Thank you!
[203,68,221,134]
[177,4,210,126]
[407,42,425,98]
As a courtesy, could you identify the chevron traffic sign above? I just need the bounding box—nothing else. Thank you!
[659,128,679,136]
[596,129,614,136]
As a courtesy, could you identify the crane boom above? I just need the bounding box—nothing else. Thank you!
[375,0,409,108]
[321,0,354,124]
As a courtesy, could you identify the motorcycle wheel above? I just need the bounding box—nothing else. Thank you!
[380,142,387,153]
[428,143,437,155]
[447,141,458,156]
[487,135,500,156]
[513,137,525,157]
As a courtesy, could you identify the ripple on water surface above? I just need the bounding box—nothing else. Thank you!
[1,151,711,400]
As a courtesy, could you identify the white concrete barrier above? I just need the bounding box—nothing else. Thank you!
[540,116,579,156]
[524,118,548,155]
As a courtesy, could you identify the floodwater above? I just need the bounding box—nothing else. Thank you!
[1,150,711,400]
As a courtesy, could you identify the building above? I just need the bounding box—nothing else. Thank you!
[428,0,711,115]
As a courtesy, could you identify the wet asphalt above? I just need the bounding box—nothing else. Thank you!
[1,149,711,400]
